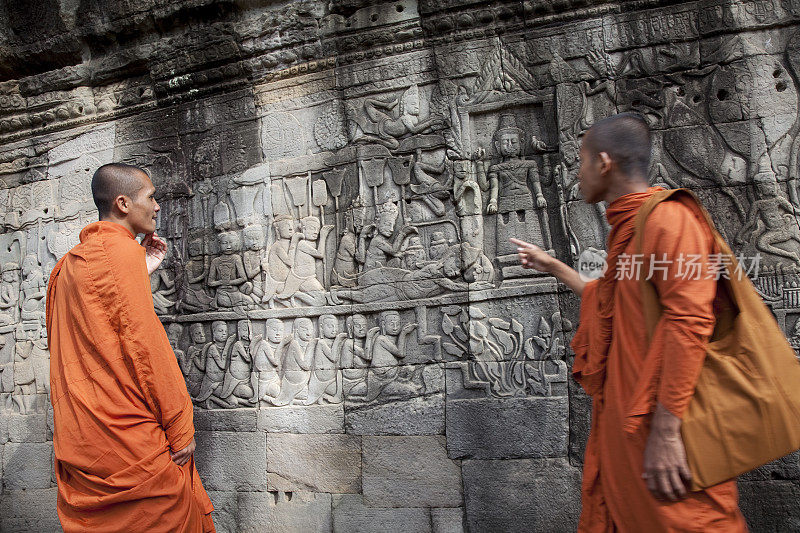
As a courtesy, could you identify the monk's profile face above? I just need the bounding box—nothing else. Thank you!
[577,138,607,204]
[126,172,160,234]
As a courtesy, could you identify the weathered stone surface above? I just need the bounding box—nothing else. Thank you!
[1,442,53,490]
[207,491,239,533]
[194,408,258,432]
[363,435,462,508]
[345,394,445,435]
[266,433,361,493]
[431,507,465,533]
[195,431,267,492]
[332,494,432,533]
[739,480,800,532]
[6,413,48,442]
[0,488,62,533]
[258,403,345,434]
[238,491,333,533]
[446,397,568,459]
[462,458,581,533]
[0,1,799,530]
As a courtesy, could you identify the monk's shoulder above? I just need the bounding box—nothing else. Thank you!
[92,232,146,277]
[645,198,707,237]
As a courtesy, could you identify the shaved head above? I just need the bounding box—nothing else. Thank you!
[91,163,149,218]
[583,113,651,179]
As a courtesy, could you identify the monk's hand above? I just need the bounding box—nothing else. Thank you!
[643,403,692,501]
[510,238,555,272]
[142,232,168,275]
[170,438,196,467]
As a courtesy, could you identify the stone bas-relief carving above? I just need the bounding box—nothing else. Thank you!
[3,1,800,531]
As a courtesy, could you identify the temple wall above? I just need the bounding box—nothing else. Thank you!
[1,0,800,531]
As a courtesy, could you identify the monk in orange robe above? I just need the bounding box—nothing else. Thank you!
[513,113,747,531]
[46,163,215,532]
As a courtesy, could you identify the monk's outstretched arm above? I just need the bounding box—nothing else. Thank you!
[107,239,195,453]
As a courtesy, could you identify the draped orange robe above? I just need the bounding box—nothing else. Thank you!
[572,189,747,532]
[46,221,214,533]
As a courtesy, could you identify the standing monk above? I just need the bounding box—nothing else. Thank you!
[46,163,215,532]
[513,113,746,531]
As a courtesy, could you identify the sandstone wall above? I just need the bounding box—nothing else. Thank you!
[1,0,799,531]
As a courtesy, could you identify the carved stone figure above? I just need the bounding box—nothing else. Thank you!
[735,179,800,265]
[207,231,254,309]
[363,310,419,401]
[20,254,46,326]
[176,238,214,313]
[277,216,333,306]
[353,85,446,149]
[305,314,345,405]
[263,215,296,307]
[341,313,369,398]
[251,318,286,403]
[185,323,207,397]
[0,262,20,325]
[242,225,266,302]
[363,201,417,272]
[216,319,255,407]
[484,114,552,262]
[271,317,315,406]
[195,321,232,407]
[14,321,48,414]
[167,323,187,376]
[333,199,367,287]
[151,257,177,315]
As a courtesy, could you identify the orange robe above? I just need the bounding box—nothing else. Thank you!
[572,189,747,532]
[46,221,215,533]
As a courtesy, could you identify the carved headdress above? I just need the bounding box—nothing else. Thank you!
[493,113,524,143]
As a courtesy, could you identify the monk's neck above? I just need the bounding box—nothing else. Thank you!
[100,215,138,237]
[602,175,649,204]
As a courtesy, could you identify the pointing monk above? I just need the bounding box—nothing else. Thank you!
[46,163,215,532]
[512,113,746,531]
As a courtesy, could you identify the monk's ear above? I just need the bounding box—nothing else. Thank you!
[598,151,613,176]
[112,194,131,215]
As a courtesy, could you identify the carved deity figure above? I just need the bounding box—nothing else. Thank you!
[13,321,48,414]
[20,254,45,326]
[363,201,417,272]
[251,318,286,403]
[185,323,207,397]
[341,314,369,398]
[0,263,20,325]
[460,215,495,288]
[402,236,428,270]
[216,320,255,407]
[790,319,800,352]
[484,114,552,259]
[177,238,214,313]
[207,231,254,309]
[306,314,345,405]
[271,317,316,406]
[355,85,446,149]
[277,216,333,306]
[195,321,231,407]
[428,231,450,262]
[363,311,418,401]
[735,179,800,265]
[333,199,367,287]
[242,225,266,302]
[263,215,297,307]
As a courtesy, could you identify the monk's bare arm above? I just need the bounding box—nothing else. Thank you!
[510,238,586,295]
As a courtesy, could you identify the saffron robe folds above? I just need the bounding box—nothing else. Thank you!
[572,189,747,532]
[46,221,214,533]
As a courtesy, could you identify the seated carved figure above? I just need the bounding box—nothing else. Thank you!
[194,321,231,407]
[216,320,256,408]
[207,231,254,309]
[0,263,20,325]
